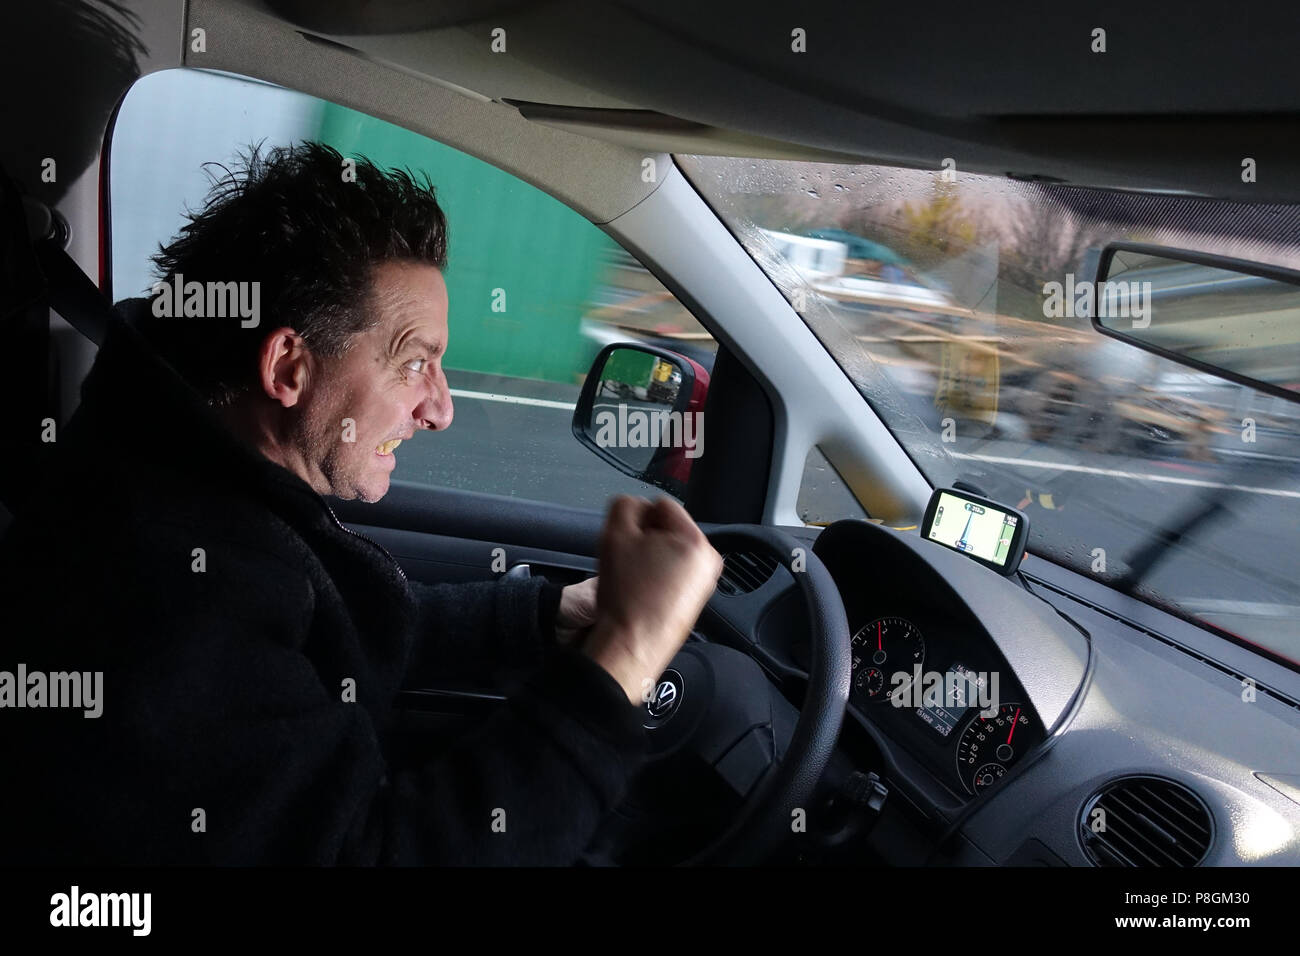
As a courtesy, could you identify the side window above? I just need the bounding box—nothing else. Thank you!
[110,69,716,510]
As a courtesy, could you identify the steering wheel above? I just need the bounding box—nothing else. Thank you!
[607,524,851,865]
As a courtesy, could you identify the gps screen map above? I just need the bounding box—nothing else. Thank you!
[930,494,1019,567]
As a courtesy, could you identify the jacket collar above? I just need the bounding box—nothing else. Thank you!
[82,298,337,528]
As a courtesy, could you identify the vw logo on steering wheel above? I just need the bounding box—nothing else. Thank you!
[644,668,684,725]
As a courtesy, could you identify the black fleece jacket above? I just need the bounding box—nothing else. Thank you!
[0,309,648,865]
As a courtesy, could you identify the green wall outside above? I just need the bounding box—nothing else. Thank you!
[317,103,616,383]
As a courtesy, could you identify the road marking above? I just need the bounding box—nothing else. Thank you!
[950,452,1300,500]
[449,388,576,410]
[446,389,1299,502]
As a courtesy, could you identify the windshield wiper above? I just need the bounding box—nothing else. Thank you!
[1116,455,1289,591]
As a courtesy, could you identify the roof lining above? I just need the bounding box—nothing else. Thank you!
[187,0,671,224]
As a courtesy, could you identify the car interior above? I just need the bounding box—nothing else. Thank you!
[4,0,1300,868]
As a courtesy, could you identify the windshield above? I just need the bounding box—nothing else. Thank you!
[677,155,1300,666]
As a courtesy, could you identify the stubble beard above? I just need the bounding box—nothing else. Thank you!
[293,387,369,501]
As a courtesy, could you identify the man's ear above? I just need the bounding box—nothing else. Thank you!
[256,327,313,408]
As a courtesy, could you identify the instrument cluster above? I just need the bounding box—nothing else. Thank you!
[848,613,1044,797]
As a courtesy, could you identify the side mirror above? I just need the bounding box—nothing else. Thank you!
[571,343,709,498]
[1093,241,1300,403]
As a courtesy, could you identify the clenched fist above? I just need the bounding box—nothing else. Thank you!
[580,496,724,705]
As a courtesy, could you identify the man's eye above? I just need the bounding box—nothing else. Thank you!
[405,357,428,374]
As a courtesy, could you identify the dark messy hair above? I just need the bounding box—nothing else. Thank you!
[136,141,448,405]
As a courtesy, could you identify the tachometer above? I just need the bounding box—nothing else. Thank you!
[850,616,925,704]
[955,702,1041,795]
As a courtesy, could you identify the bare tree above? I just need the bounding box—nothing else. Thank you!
[1001,189,1108,305]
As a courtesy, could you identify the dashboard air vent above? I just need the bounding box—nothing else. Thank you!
[716,551,780,595]
[1079,776,1213,867]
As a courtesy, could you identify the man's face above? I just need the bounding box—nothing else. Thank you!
[296,261,454,502]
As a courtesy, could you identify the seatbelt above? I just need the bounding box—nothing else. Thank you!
[3,168,120,345]
[0,167,120,514]
[32,233,118,345]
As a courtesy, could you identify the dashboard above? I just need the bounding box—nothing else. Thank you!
[724,517,1087,820]
[844,614,1044,799]
[701,516,1300,866]
[772,580,1051,801]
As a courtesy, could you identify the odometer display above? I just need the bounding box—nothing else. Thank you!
[955,702,1041,795]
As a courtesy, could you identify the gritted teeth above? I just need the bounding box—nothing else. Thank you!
[376,439,402,456]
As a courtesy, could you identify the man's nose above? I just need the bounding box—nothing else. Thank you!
[416,367,454,431]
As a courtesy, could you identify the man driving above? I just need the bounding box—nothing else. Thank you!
[0,142,722,865]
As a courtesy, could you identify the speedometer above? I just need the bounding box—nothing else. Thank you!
[955,702,1041,795]
[850,617,925,704]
